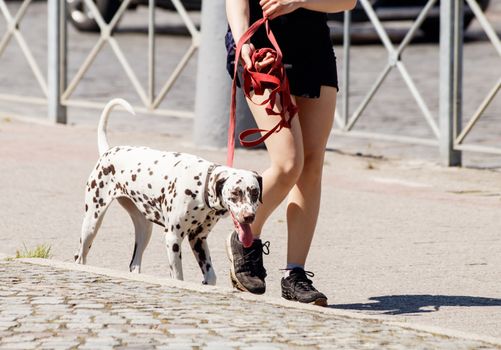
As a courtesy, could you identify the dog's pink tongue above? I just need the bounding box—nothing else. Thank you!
[237,223,254,248]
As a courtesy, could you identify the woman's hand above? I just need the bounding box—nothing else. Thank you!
[240,42,256,69]
[259,0,301,20]
[240,43,275,71]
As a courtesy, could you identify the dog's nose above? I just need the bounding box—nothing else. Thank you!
[243,213,255,224]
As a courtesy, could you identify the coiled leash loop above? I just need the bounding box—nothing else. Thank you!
[227,16,298,167]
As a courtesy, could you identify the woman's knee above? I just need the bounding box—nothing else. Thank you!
[271,151,304,186]
[301,151,325,183]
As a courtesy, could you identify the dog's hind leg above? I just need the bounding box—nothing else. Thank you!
[117,197,153,273]
[75,206,109,265]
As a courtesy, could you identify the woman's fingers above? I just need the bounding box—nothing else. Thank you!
[256,56,275,70]
[240,43,255,69]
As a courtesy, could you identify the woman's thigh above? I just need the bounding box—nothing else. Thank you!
[245,92,304,169]
[295,86,337,160]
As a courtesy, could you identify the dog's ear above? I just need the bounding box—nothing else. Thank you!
[215,173,227,200]
[255,174,263,203]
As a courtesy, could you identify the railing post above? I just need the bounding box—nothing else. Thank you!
[439,0,463,166]
[47,0,67,124]
[342,10,351,129]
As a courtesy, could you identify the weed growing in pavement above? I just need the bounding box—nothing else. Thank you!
[6,243,52,260]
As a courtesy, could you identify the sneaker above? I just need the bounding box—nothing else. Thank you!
[281,268,328,306]
[226,231,270,295]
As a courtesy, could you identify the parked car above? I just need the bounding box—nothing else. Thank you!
[328,0,491,41]
[67,0,490,42]
[66,0,201,32]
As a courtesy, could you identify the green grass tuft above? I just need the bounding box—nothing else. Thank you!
[12,243,52,259]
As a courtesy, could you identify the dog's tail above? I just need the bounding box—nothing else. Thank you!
[97,98,135,156]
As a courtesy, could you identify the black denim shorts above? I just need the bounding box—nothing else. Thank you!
[225,8,339,98]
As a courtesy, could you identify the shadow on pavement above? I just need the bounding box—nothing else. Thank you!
[329,295,501,315]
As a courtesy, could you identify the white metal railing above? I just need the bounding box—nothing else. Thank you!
[0,0,499,166]
[0,0,47,105]
[333,0,500,165]
[59,0,199,119]
[453,0,501,155]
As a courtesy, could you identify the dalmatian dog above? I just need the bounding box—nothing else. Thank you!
[74,98,262,285]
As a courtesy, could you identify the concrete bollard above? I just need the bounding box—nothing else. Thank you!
[194,0,256,150]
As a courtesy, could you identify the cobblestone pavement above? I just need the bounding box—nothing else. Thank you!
[0,259,500,350]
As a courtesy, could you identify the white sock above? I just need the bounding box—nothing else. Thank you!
[284,263,304,277]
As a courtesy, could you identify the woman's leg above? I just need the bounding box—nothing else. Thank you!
[226,91,304,295]
[286,86,337,266]
[245,94,304,237]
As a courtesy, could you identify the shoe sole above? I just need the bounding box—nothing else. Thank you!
[282,292,328,307]
[226,234,252,293]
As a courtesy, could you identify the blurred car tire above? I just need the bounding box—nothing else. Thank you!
[66,0,120,32]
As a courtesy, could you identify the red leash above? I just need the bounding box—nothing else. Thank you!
[226,16,298,167]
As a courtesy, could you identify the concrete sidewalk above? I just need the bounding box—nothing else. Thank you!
[0,117,500,340]
[1,257,500,349]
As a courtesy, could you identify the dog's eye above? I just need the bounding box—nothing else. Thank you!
[250,188,259,201]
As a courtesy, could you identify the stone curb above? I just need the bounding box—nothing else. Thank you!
[3,254,500,347]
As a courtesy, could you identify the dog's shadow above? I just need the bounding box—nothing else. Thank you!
[329,295,501,315]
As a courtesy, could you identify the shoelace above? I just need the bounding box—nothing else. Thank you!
[286,270,317,291]
[241,241,270,277]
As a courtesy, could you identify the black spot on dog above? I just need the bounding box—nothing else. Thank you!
[149,171,153,176]
[94,212,98,219]
[185,189,196,199]
[129,243,138,270]
[172,244,179,252]
[102,165,115,176]
[90,180,97,189]
[99,181,104,188]
[85,204,88,212]
[98,172,103,179]
[131,174,137,181]
[137,168,141,173]
[148,184,152,189]
[131,190,135,196]
[194,176,200,180]
[176,224,181,229]
[194,239,207,264]
[174,161,181,167]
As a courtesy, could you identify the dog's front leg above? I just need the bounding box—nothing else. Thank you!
[164,229,184,281]
[189,234,217,286]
